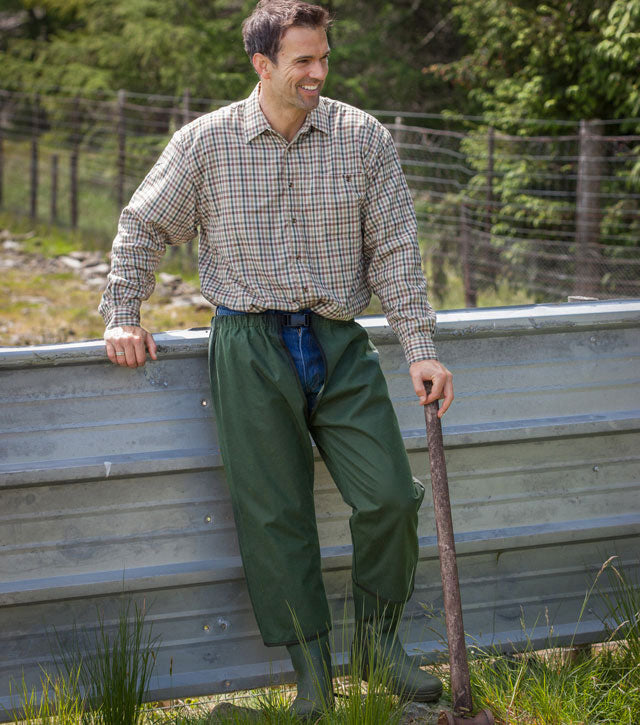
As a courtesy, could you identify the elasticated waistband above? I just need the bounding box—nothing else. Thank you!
[212,310,354,332]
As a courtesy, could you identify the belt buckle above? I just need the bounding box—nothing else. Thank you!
[283,312,311,327]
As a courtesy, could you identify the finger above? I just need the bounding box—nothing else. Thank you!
[145,332,158,360]
[425,375,445,404]
[105,340,117,364]
[133,335,147,367]
[123,341,138,368]
[114,345,129,366]
[411,371,429,405]
[438,377,455,418]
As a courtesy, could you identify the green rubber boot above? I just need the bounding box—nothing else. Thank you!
[352,585,443,703]
[286,634,334,719]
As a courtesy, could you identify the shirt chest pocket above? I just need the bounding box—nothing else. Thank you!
[308,171,365,237]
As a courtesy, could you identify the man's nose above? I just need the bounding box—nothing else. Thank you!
[309,60,328,80]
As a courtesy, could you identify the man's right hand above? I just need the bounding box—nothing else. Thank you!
[104,325,157,368]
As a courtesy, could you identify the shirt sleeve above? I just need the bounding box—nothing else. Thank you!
[362,129,438,363]
[99,130,198,329]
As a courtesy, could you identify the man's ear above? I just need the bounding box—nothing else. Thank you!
[252,52,272,80]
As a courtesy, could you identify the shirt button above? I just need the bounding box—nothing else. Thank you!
[296,254,301,261]
[302,285,308,292]
[291,218,297,224]
[288,182,294,189]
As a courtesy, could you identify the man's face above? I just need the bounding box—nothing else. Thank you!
[262,25,330,113]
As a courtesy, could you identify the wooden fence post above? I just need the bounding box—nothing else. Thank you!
[573,119,605,296]
[30,95,39,220]
[393,115,404,146]
[117,89,126,210]
[0,123,4,209]
[70,97,79,229]
[486,126,495,229]
[182,88,191,127]
[50,154,58,224]
[460,202,477,308]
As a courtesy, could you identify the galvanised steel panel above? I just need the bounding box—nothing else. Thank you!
[1,300,639,717]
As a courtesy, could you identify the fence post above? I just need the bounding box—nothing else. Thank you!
[573,119,605,296]
[460,202,477,307]
[50,154,58,224]
[117,89,126,210]
[182,88,191,127]
[70,97,79,229]
[393,115,404,147]
[486,126,495,230]
[0,122,3,209]
[30,95,39,220]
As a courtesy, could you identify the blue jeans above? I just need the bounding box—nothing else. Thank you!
[216,306,326,410]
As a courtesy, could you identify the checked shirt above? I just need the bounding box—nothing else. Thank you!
[99,84,438,363]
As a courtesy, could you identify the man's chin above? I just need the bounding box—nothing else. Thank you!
[299,96,320,111]
[296,89,321,110]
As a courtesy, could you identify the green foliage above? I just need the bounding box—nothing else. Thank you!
[11,666,86,725]
[55,597,159,725]
[431,0,640,126]
[1,0,253,99]
[0,0,462,112]
[460,557,640,724]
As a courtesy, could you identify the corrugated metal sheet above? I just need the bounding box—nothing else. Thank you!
[1,299,639,716]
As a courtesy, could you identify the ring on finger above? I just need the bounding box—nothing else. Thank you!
[115,351,126,357]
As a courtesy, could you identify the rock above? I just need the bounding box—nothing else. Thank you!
[191,294,214,310]
[0,229,34,242]
[168,297,193,308]
[400,701,443,724]
[159,272,182,285]
[2,240,22,251]
[58,255,84,270]
[87,277,108,288]
[206,702,263,722]
[81,263,110,276]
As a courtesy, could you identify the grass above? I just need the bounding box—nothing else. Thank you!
[10,597,158,725]
[455,557,640,724]
[5,559,640,724]
[0,208,538,348]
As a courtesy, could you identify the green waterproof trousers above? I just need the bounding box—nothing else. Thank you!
[208,313,425,646]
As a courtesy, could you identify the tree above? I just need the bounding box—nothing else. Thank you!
[430,0,640,127]
[422,0,640,304]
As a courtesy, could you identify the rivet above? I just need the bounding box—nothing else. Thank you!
[203,624,210,631]
[593,465,599,472]
[205,515,213,524]
[590,336,596,343]
[224,680,231,688]
[218,617,229,630]
[201,399,208,407]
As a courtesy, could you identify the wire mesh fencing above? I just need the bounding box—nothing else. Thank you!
[1,88,639,304]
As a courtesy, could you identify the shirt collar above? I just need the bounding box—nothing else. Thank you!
[243,83,330,144]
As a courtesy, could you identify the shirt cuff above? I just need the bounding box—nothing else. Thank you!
[402,334,439,365]
[102,303,142,330]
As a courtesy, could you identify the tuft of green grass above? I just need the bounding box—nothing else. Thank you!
[449,558,640,725]
[53,597,159,725]
[10,666,85,725]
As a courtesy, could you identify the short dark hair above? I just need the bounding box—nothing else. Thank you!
[242,0,331,63]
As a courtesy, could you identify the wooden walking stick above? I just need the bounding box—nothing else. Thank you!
[424,383,495,725]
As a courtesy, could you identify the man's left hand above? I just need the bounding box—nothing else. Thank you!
[409,359,454,418]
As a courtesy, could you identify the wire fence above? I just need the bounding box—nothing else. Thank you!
[1,87,639,304]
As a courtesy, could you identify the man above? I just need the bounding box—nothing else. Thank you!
[100,0,453,717]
